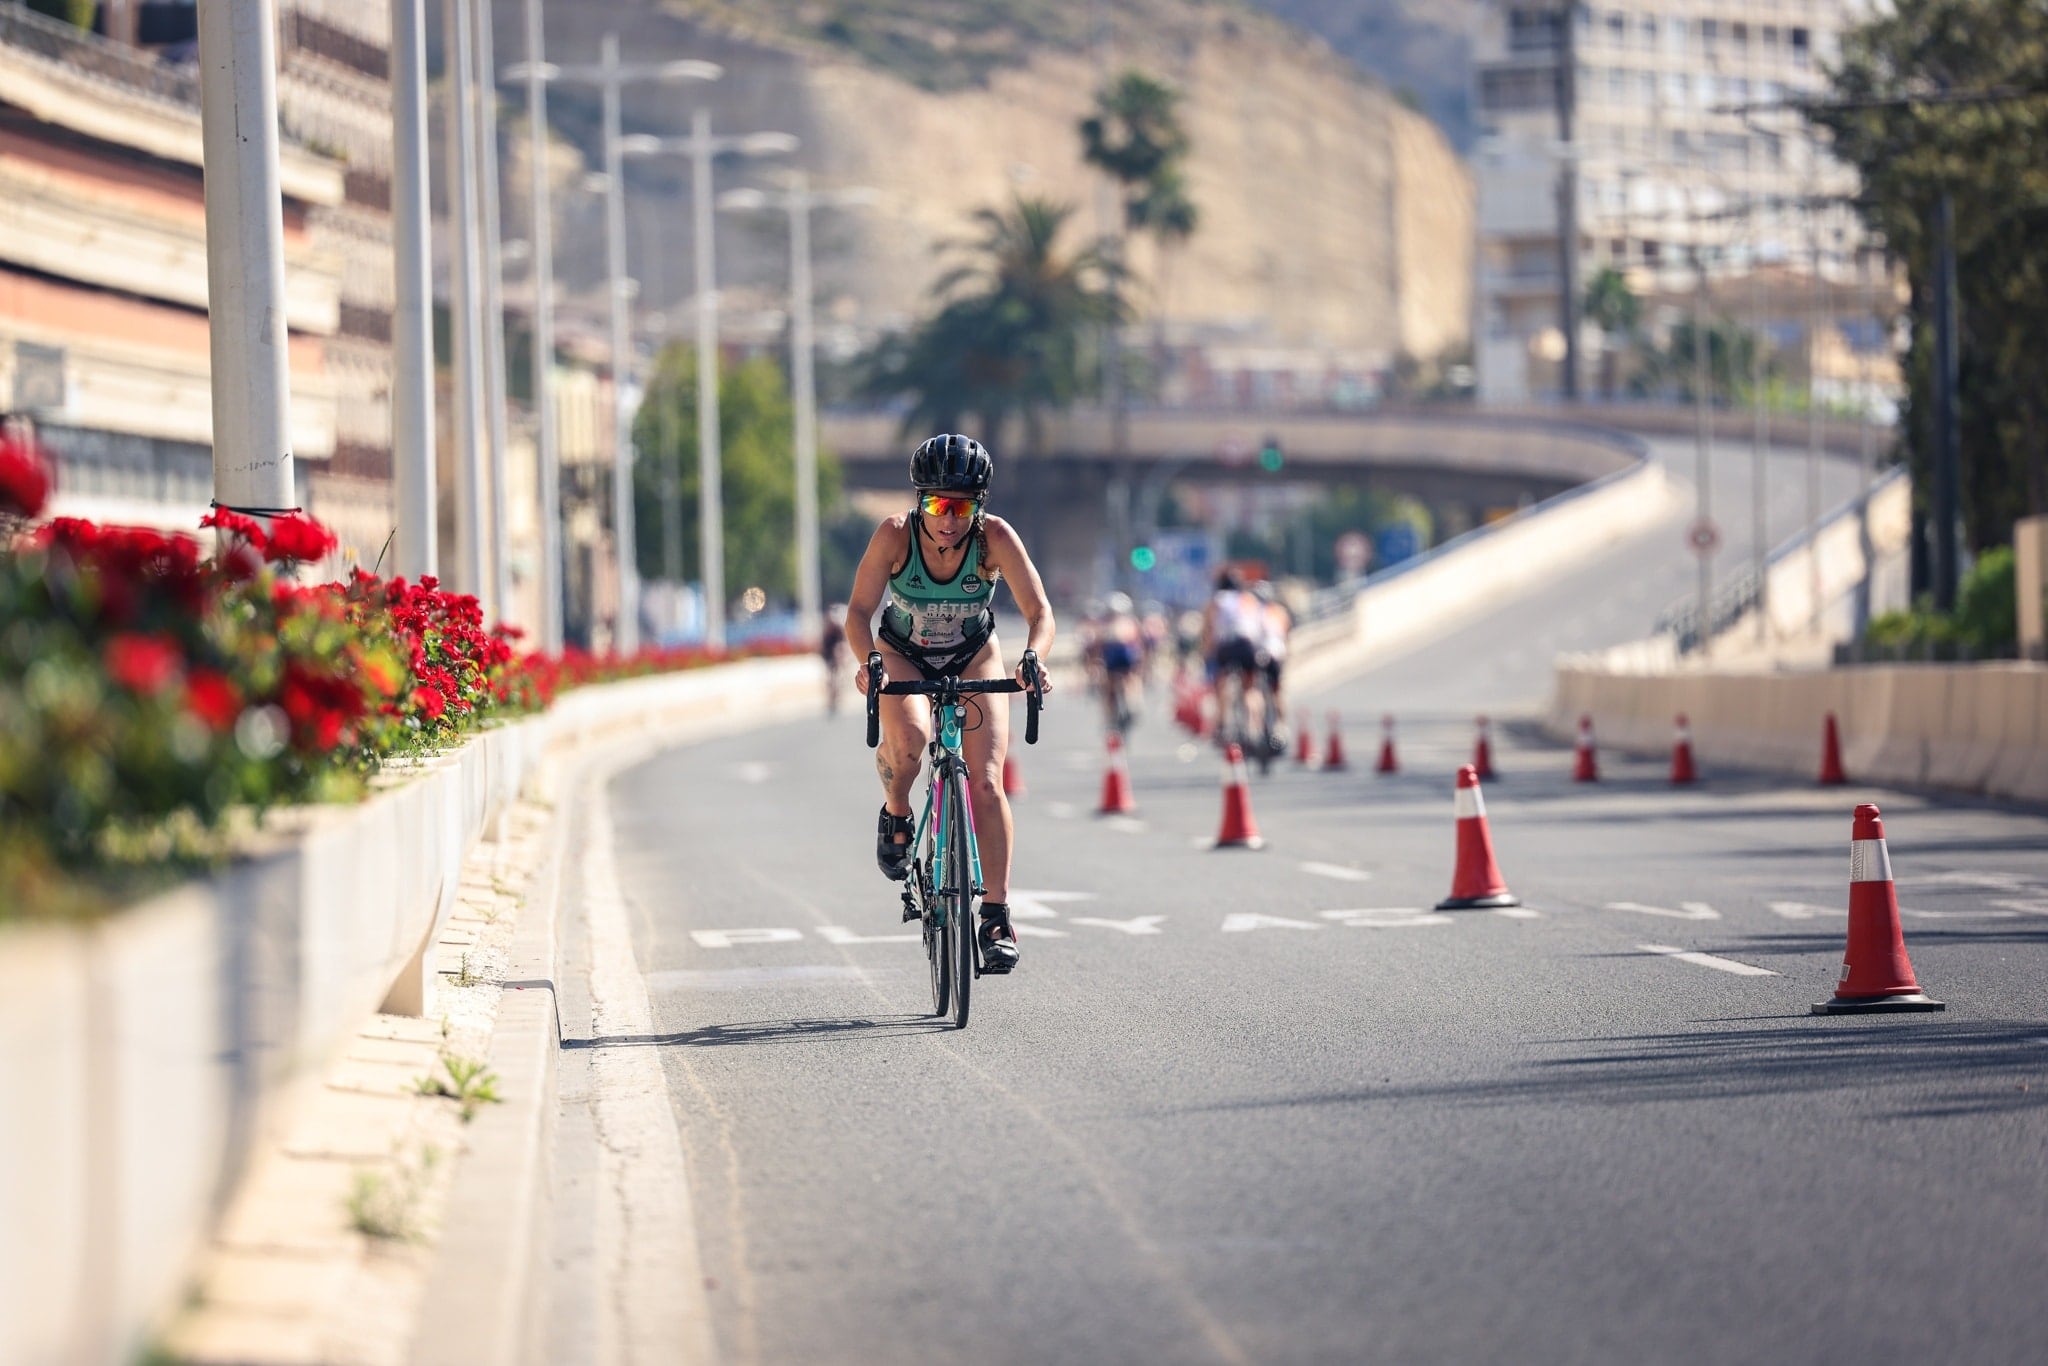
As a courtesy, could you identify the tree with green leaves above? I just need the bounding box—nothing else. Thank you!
[1582,267,1643,401]
[1810,0,2048,547]
[1080,69,1201,353]
[862,196,1125,457]
[631,346,840,606]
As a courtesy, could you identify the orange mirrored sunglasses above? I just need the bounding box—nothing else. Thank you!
[919,493,984,519]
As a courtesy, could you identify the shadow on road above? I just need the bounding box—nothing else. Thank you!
[1172,1020,2048,1119]
[563,1014,952,1050]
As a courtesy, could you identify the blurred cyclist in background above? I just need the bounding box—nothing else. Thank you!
[821,602,851,714]
[1096,591,1144,735]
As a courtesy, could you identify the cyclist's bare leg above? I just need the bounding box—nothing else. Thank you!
[955,638,1014,903]
[875,648,932,845]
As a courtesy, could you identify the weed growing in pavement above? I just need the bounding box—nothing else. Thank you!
[346,1144,442,1240]
[451,952,478,988]
[415,1053,502,1122]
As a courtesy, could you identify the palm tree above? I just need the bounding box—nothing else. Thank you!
[866,196,1125,459]
[1080,71,1190,195]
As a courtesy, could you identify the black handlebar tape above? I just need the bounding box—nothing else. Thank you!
[865,654,883,748]
[1022,655,1042,745]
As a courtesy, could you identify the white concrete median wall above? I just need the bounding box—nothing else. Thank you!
[0,654,826,1366]
[1549,662,2048,805]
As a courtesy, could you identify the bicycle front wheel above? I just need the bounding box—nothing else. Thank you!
[919,828,948,1019]
[947,767,976,1029]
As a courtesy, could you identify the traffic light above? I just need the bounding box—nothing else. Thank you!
[1129,545,1157,572]
[1258,435,1284,472]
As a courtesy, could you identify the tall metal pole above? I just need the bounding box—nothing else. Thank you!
[601,34,640,653]
[788,173,821,643]
[472,0,513,621]
[443,0,488,602]
[692,107,726,650]
[1555,1,1581,403]
[197,0,296,519]
[1748,155,1769,643]
[1693,244,1714,658]
[1931,188,1961,612]
[522,0,562,652]
[389,0,435,579]
[1806,205,1827,635]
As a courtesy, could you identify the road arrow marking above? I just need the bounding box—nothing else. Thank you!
[1012,922,1070,938]
[1637,943,1777,977]
[1220,912,1323,933]
[689,927,805,949]
[1070,916,1167,935]
[1318,908,1450,928]
[1008,890,1096,919]
[1606,900,1721,920]
[814,926,922,945]
[1300,862,1373,882]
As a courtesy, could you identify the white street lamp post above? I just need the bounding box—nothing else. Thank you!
[389,0,435,578]
[621,120,798,651]
[719,175,875,643]
[517,0,561,652]
[506,38,720,655]
[470,0,513,622]
[442,0,489,607]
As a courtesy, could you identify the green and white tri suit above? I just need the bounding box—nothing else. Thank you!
[878,521,1000,678]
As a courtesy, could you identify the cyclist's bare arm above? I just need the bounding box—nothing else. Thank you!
[845,515,908,694]
[979,515,1057,693]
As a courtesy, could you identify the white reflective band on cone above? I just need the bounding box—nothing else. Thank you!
[1455,785,1485,819]
[1850,838,1893,884]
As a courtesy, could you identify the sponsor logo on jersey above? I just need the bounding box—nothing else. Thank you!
[907,574,925,588]
[960,575,983,593]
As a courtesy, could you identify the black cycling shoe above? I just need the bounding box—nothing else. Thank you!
[876,806,913,881]
[977,904,1020,974]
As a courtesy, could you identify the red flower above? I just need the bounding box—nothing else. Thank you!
[184,669,242,732]
[199,506,268,552]
[104,633,184,695]
[0,433,52,519]
[412,685,447,720]
[265,513,337,564]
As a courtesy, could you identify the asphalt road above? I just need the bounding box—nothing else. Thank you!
[554,440,2048,1366]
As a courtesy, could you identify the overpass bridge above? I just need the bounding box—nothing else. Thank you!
[820,406,1649,604]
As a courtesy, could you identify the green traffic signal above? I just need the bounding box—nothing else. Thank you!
[1129,545,1158,572]
[1258,440,1284,471]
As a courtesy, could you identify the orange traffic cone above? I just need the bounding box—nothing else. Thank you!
[1670,714,1698,785]
[1294,710,1314,765]
[1435,765,1519,910]
[1812,803,1944,1014]
[1572,714,1599,782]
[1002,751,1026,797]
[1211,743,1265,850]
[1096,732,1137,815]
[1376,714,1399,774]
[1322,711,1349,771]
[1472,716,1497,780]
[1818,712,1848,785]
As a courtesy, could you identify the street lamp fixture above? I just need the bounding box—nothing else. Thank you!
[716,176,877,643]
[621,117,799,651]
[502,36,722,656]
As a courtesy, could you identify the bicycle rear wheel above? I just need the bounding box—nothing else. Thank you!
[947,768,976,1029]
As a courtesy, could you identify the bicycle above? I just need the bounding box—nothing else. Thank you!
[1214,661,1279,774]
[866,652,1044,1029]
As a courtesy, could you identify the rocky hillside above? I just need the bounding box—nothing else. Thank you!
[493,0,1472,368]
[1246,1,1479,151]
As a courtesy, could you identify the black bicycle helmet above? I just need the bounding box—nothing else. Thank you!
[909,433,994,494]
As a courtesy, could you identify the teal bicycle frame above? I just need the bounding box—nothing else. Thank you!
[913,699,981,928]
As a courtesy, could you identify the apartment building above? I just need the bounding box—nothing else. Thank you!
[1472,1,1889,405]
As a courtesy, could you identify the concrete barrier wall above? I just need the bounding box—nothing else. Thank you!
[0,654,827,1366]
[1290,458,1679,692]
[1547,662,2048,805]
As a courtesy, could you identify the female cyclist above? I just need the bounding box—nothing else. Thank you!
[846,434,1056,973]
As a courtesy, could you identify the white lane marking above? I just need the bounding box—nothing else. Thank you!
[1318,908,1451,929]
[1220,912,1323,933]
[689,927,806,949]
[1013,922,1070,938]
[1104,816,1149,834]
[1046,801,1081,820]
[648,965,874,991]
[1494,906,1542,919]
[1637,943,1778,977]
[734,761,775,784]
[1769,900,1836,920]
[1606,900,1721,921]
[1009,889,1096,919]
[1774,898,2020,921]
[1070,916,1167,935]
[1991,898,2048,917]
[1905,871,2038,892]
[815,926,923,945]
[1300,862,1373,882]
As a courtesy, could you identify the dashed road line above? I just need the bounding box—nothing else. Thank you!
[1636,944,1777,977]
[1300,861,1373,882]
[1607,900,1721,921]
